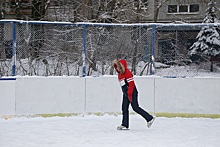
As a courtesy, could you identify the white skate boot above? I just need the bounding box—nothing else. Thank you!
[147,116,156,128]
[117,125,129,130]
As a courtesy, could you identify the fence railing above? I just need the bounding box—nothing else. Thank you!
[0,20,220,77]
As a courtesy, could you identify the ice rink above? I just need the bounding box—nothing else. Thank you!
[1,115,220,147]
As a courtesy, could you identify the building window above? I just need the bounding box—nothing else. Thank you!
[10,0,30,7]
[0,10,5,19]
[168,4,199,14]
[179,5,188,13]
[168,5,177,13]
[53,0,64,7]
[190,4,199,13]
[133,0,148,10]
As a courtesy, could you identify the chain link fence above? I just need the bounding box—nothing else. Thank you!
[0,20,220,77]
[155,24,220,77]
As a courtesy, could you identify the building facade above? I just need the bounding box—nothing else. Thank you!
[1,0,217,23]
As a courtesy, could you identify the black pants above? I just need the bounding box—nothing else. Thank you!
[121,92,153,128]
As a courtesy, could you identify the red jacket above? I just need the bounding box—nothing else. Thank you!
[117,60,137,102]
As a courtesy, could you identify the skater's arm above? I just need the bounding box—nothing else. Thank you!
[126,70,135,102]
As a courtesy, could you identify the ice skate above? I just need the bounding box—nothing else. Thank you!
[117,125,129,130]
[147,116,156,128]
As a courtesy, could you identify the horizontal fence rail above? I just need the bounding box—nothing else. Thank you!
[0,20,220,77]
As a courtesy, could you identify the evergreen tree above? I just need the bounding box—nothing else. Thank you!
[189,0,220,66]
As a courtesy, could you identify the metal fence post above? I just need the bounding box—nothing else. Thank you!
[151,24,156,75]
[12,22,16,76]
[82,24,87,77]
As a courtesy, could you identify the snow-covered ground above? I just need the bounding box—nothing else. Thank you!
[1,115,220,147]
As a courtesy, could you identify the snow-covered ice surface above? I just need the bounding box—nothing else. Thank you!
[1,115,220,147]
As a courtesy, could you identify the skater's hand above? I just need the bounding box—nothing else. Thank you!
[127,91,132,102]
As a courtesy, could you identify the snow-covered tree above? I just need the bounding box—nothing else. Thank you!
[189,0,220,70]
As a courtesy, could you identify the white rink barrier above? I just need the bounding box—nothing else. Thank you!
[0,76,220,116]
[0,78,16,115]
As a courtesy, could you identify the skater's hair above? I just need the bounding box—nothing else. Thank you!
[112,59,125,74]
